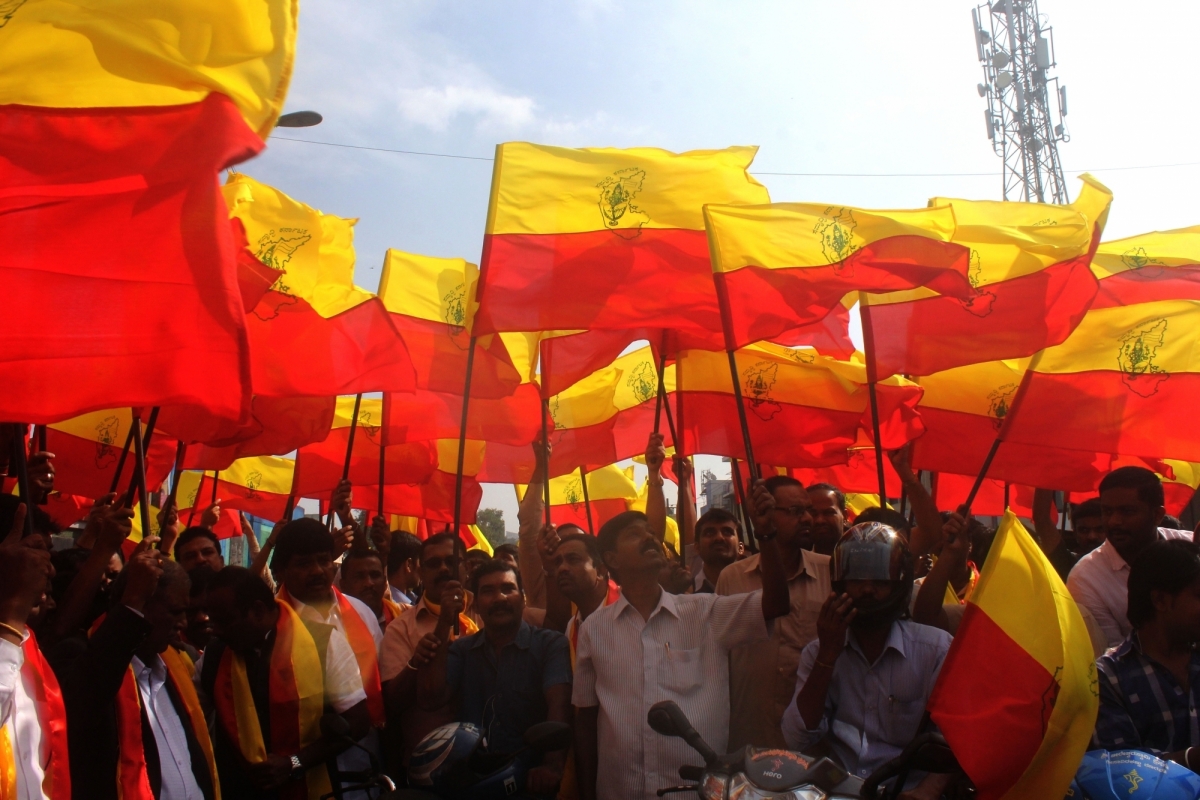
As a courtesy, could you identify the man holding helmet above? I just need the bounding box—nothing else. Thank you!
[781,521,953,800]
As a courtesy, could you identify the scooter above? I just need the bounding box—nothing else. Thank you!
[648,700,969,800]
[648,700,865,799]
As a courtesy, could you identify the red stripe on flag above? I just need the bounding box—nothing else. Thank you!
[865,254,1098,378]
[475,229,720,335]
[929,603,1056,798]
[716,236,971,349]
[0,95,261,424]
[1004,370,1200,463]
[247,292,416,396]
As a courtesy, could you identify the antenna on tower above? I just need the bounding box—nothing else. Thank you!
[972,0,1070,204]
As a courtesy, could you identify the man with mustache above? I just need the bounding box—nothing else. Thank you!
[807,482,846,556]
[716,474,831,750]
[573,479,789,800]
[691,509,742,594]
[420,561,571,797]
[271,518,385,793]
[380,532,481,768]
[1069,466,1192,650]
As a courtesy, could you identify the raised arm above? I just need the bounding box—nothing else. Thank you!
[674,455,697,548]
[749,479,789,621]
[911,513,968,631]
[888,445,941,556]
[518,440,549,609]
[644,433,668,543]
[48,499,133,643]
[1031,488,1063,556]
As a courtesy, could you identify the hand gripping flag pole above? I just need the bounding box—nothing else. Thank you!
[329,393,362,530]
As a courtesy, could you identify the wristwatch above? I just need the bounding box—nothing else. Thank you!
[289,755,303,779]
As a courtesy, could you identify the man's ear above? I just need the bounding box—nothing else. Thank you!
[1154,505,1167,527]
[601,549,618,574]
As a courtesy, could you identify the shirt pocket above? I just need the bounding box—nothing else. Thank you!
[660,647,703,696]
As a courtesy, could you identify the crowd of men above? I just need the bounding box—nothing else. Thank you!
[3,429,1200,800]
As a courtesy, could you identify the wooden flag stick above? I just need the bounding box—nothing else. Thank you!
[730,458,756,553]
[866,382,889,504]
[653,339,669,436]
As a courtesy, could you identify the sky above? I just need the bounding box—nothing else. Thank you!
[256,0,1200,532]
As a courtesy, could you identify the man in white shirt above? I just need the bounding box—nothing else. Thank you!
[271,518,384,790]
[1067,466,1192,650]
[572,480,790,800]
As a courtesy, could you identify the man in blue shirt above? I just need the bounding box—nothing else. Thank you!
[1093,539,1200,771]
[421,560,571,797]
[781,521,953,800]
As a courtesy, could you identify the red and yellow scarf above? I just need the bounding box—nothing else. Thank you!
[942,561,980,606]
[567,579,622,667]
[381,596,405,628]
[0,631,70,800]
[278,586,385,728]
[214,600,329,800]
[113,647,219,800]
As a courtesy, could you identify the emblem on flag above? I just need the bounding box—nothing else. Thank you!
[1117,318,1170,397]
[743,362,781,421]
[94,416,121,468]
[626,361,657,404]
[596,168,649,239]
[813,207,860,269]
[986,384,1017,430]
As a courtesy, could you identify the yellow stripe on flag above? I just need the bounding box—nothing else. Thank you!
[379,250,481,328]
[518,464,639,506]
[1093,225,1200,279]
[1031,299,1200,376]
[705,203,957,274]
[486,143,768,236]
[547,346,674,430]
[223,173,375,318]
[0,0,297,136]
[218,456,295,495]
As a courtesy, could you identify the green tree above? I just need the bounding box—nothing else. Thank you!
[476,508,507,547]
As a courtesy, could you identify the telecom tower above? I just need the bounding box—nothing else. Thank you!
[972,0,1070,204]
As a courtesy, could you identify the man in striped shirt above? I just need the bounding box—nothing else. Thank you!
[572,481,790,800]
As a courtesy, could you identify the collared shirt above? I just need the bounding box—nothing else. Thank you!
[289,592,384,656]
[0,636,46,800]
[1068,528,1191,650]
[389,585,416,607]
[716,549,831,749]
[1093,632,1200,755]
[447,621,571,754]
[572,587,771,800]
[692,570,716,594]
[379,596,483,761]
[781,620,952,779]
[131,655,202,800]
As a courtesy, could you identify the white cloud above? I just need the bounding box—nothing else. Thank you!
[396,83,537,131]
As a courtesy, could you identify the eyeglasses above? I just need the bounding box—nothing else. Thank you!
[423,556,459,570]
[773,505,811,518]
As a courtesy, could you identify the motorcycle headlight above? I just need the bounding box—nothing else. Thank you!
[726,772,827,800]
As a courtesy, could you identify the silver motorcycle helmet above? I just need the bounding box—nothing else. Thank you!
[830,521,914,627]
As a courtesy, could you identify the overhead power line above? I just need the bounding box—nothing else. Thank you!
[267,135,1200,178]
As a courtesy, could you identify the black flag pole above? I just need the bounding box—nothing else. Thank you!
[540,398,552,527]
[329,394,362,529]
[653,338,669,436]
[579,467,594,535]
[378,443,387,522]
[712,253,760,487]
[107,423,137,496]
[166,441,187,517]
[452,337,478,537]
[960,369,1035,515]
[123,407,159,501]
[730,458,756,553]
[858,299,889,505]
[130,415,152,539]
[10,426,35,538]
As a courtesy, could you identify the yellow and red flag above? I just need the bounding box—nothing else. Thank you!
[174,396,338,472]
[677,344,925,468]
[474,142,769,350]
[294,397,436,497]
[929,511,1097,800]
[1002,296,1200,463]
[379,250,523,399]
[0,0,295,424]
[188,456,295,521]
[517,464,639,533]
[861,175,1112,378]
[223,174,417,397]
[46,409,177,500]
[706,201,973,350]
[789,449,904,499]
[351,441,485,525]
